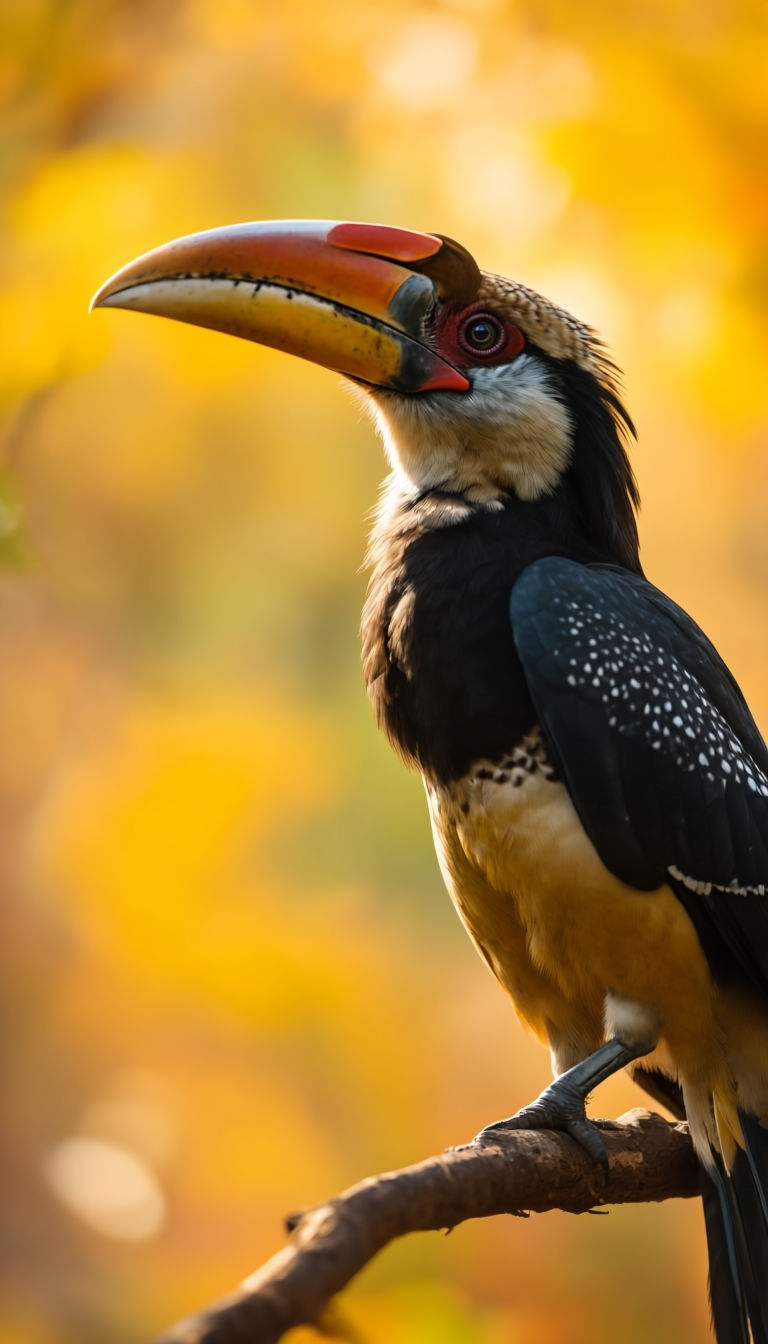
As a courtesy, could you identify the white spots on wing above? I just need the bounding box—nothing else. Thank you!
[549,591,768,801]
[668,864,766,899]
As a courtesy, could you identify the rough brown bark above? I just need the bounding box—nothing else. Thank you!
[154,1109,699,1344]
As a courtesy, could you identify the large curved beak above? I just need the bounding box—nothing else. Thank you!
[91,220,482,394]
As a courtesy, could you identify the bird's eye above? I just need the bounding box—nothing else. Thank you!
[458,312,507,357]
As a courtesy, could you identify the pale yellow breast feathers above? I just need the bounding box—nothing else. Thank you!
[426,764,762,1166]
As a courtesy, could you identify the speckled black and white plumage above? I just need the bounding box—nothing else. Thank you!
[511,558,768,997]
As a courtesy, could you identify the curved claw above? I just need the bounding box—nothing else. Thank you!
[473,1078,610,1170]
[473,1039,646,1171]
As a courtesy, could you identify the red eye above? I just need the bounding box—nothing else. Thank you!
[457,311,522,360]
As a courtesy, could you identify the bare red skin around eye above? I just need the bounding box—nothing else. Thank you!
[433,305,525,369]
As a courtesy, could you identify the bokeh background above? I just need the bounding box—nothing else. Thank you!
[2,2,767,1341]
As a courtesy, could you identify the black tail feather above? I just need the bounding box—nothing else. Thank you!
[701,1113,768,1344]
[701,1160,750,1344]
[632,1065,686,1120]
[741,1111,768,1228]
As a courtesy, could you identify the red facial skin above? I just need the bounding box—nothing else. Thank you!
[433,304,526,373]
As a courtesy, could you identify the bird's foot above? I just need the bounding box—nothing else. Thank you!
[473,1076,609,1168]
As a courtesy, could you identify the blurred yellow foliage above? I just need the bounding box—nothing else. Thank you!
[2,2,766,1342]
[32,687,335,965]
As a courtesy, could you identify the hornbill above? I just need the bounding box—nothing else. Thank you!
[92,220,768,1342]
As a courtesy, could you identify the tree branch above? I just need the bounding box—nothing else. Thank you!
[154,1108,699,1344]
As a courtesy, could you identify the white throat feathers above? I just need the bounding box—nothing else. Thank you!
[360,356,574,506]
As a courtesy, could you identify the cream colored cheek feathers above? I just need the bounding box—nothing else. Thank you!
[366,357,573,505]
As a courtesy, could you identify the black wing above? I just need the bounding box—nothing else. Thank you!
[510,556,768,994]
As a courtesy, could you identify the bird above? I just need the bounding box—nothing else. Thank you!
[92,219,768,1343]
